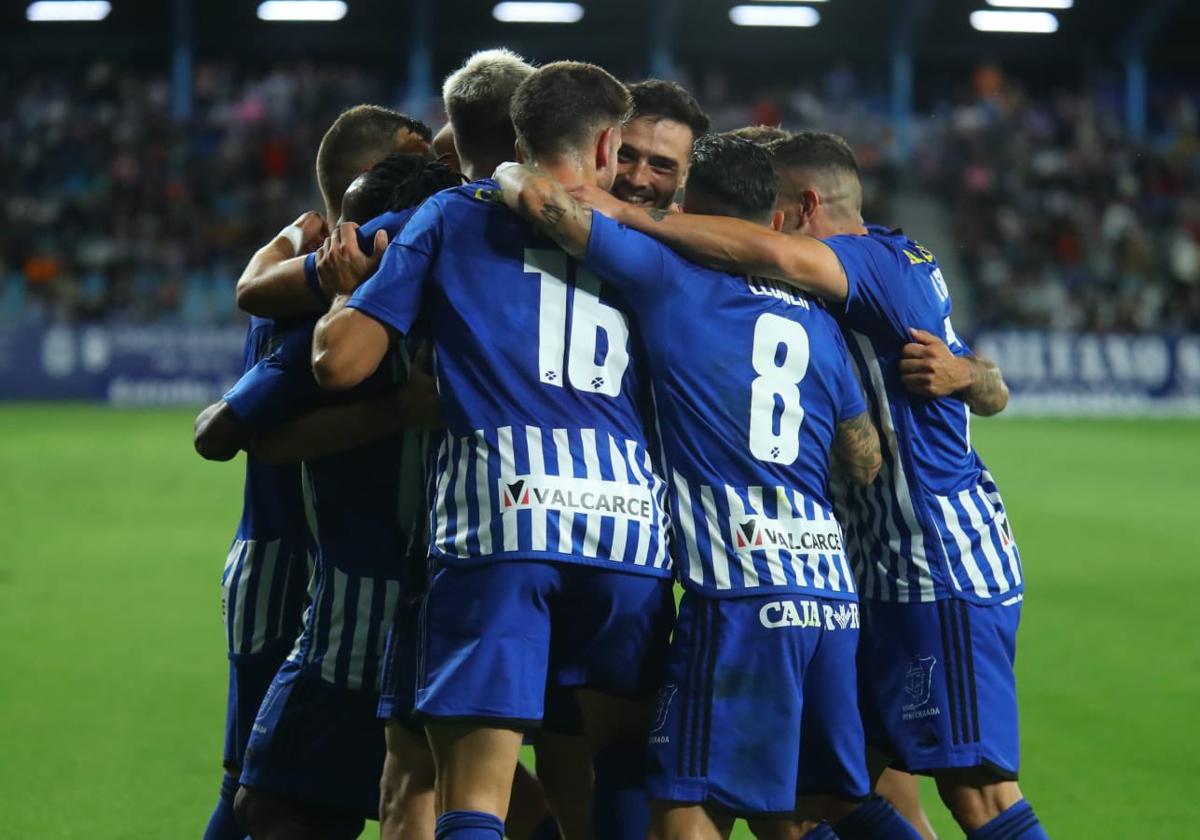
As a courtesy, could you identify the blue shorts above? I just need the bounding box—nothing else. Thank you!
[415,559,674,726]
[857,596,1022,778]
[240,659,385,820]
[222,642,292,773]
[647,592,870,816]
[377,593,423,733]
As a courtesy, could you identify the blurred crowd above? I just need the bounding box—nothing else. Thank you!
[3,60,1198,333]
[917,67,1200,333]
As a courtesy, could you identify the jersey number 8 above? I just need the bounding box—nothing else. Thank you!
[748,313,809,465]
[527,249,630,398]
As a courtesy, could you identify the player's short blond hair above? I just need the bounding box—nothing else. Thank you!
[442,49,534,161]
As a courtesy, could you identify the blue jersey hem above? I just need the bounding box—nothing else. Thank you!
[858,586,1025,606]
[429,548,674,578]
[679,580,859,602]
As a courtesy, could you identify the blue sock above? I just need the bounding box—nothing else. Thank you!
[202,773,246,840]
[802,824,838,839]
[967,800,1049,840]
[435,810,505,840]
[834,795,925,840]
[591,741,650,840]
[529,813,562,840]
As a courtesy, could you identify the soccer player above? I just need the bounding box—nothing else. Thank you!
[192,107,430,840]
[311,62,675,840]
[498,132,929,840]
[612,79,710,211]
[223,156,462,840]
[572,132,1046,840]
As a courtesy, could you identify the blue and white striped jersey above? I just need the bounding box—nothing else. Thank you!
[824,226,1023,604]
[224,317,426,691]
[220,316,312,659]
[347,180,671,576]
[585,214,866,599]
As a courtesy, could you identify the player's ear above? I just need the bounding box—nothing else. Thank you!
[771,209,785,232]
[595,125,620,172]
[514,140,525,164]
[799,188,821,225]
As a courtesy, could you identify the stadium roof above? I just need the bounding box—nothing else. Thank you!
[2,0,1197,77]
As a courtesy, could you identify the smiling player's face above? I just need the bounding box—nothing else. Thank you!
[613,116,694,210]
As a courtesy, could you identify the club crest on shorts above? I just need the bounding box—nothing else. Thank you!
[650,683,678,734]
[904,655,937,709]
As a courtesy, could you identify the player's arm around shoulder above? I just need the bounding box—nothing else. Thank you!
[568,182,849,302]
[235,211,330,318]
[193,400,246,461]
[494,162,592,260]
[833,410,882,486]
[311,222,391,390]
[899,328,1010,416]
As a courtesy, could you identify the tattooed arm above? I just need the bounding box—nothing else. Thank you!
[833,410,882,487]
[566,182,850,302]
[899,328,1009,416]
[494,164,593,259]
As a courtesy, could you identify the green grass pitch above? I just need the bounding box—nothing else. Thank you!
[1,405,1196,838]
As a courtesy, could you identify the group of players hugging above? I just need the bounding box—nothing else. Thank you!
[193,49,1048,840]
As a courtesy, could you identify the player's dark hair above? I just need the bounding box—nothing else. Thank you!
[316,105,434,218]
[443,49,535,166]
[628,79,710,138]
[342,154,465,225]
[685,133,779,223]
[727,124,792,147]
[769,130,861,215]
[769,131,859,182]
[510,61,631,160]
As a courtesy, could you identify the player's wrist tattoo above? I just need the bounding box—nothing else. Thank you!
[961,358,1009,416]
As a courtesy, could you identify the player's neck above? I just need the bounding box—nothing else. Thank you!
[531,155,595,191]
[462,154,510,183]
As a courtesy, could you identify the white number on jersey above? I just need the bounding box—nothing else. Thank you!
[748,313,809,464]
[527,248,630,397]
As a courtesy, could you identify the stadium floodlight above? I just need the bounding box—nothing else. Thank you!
[256,1,348,21]
[969,10,1058,32]
[987,0,1072,7]
[729,5,820,27]
[26,1,111,21]
[492,2,585,23]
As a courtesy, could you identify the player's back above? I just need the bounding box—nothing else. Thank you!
[583,214,866,599]
[224,315,310,658]
[823,225,1023,604]
[349,180,670,575]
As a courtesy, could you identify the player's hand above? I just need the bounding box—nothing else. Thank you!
[899,328,972,397]
[316,223,388,299]
[396,342,442,431]
[567,183,626,219]
[293,211,330,254]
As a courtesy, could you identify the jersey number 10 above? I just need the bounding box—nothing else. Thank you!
[748,313,810,465]
[527,249,630,398]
